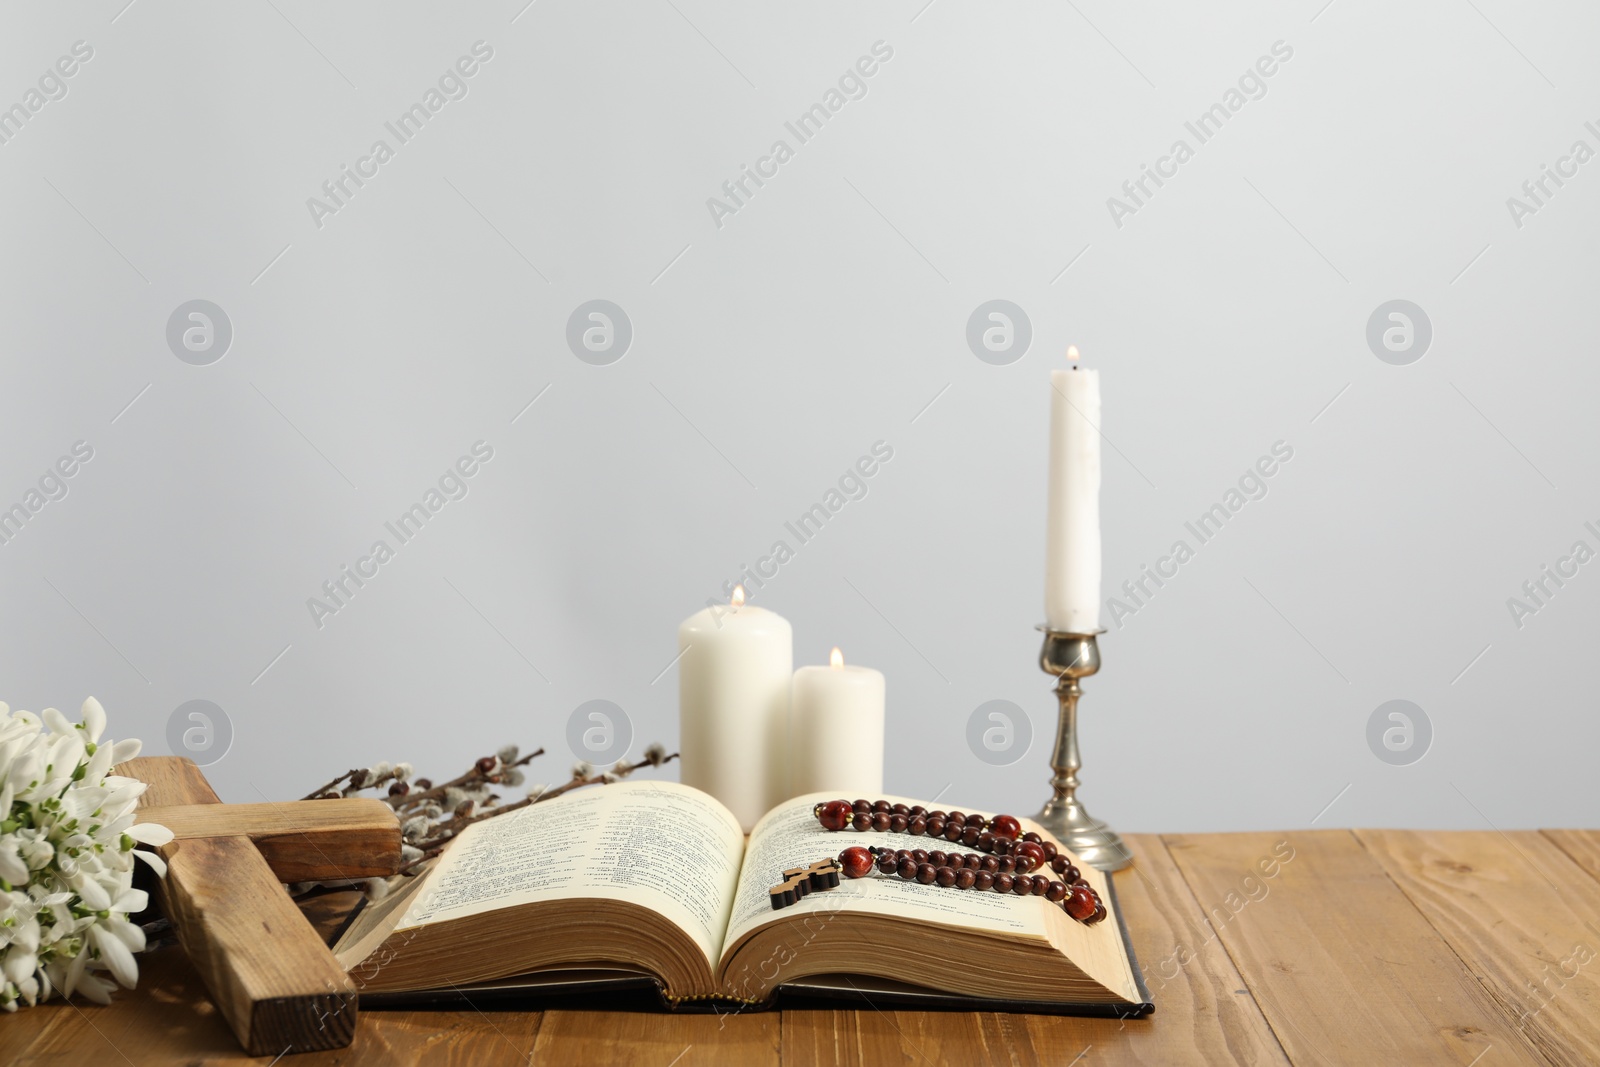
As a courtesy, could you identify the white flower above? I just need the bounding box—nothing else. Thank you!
[0,698,167,1012]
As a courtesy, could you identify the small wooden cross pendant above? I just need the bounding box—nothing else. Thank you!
[769,857,842,910]
[119,756,402,1056]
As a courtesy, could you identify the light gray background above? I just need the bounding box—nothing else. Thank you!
[2,1,1594,831]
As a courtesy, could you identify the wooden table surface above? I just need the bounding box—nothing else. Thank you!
[4,829,1598,1065]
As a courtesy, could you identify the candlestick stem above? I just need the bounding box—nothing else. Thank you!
[1035,629,1132,872]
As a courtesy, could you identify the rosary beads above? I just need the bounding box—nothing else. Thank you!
[768,799,1107,925]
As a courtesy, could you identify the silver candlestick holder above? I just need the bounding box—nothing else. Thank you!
[1034,627,1133,871]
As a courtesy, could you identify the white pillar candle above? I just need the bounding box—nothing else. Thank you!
[1044,346,1102,633]
[678,586,793,831]
[788,647,885,799]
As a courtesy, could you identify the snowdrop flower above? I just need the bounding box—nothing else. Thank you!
[0,697,168,1012]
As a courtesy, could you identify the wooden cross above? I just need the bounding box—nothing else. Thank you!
[768,857,842,910]
[117,756,401,1056]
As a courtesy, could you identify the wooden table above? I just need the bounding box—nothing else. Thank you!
[5,830,1598,1065]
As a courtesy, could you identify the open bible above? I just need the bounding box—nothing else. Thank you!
[334,781,1153,1016]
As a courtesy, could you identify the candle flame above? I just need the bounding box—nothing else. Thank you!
[1066,344,1081,366]
[731,585,746,608]
[830,646,843,669]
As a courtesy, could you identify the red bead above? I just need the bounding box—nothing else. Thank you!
[1065,885,1096,921]
[989,814,1022,841]
[839,847,874,879]
[1015,841,1047,868]
[817,800,852,831]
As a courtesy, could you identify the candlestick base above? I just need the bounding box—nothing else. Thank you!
[1034,628,1133,873]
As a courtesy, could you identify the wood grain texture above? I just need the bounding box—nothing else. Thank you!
[533,1008,779,1067]
[119,754,222,806]
[6,830,1599,1064]
[158,835,359,1055]
[1359,829,1600,1067]
[117,756,379,1056]
[779,835,1288,1066]
[1543,828,1600,887]
[139,799,402,881]
[1164,830,1547,1065]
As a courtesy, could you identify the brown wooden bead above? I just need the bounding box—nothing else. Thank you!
[935,866,957,888]
[1041,842,1058,861]
[915,863,937,884]
[925,817,946,837]
[1062,863,1081,884]
[891,803,910,816]
[955,868,977,890]
[839,846,874,879]
[977,832,996,853]
[996,857,1015,874]
[1022,831,1042,844]
[853,799,871,813]
[817,800,852,831]
[851,812,873,831]
[871,812,891,831]
[909,805,926,817]
[927,850,947,867]
[895,849,912,863]
[1046,880,1068,902]
[965,813,987,828]
[1013,856,1034,875]
[911,849,929,864]
[974,871,995,891]
[946,811,965,826]
[1064,885,1096,920]
[960,826,981,847]
[872,800,891,813]
[897,858,918,879]
[1015,841,1047,868]
[877,851,898,874]
[889,814,908,833]
[1090,900,1107,925]
[1049,855,1068,875]
[944,822,964,842]
[907,816,927,836]
[993,873,1014,893]
[981,855,1000,873]
[989,814,1022,841]
[1031,875,1051,896]
[1011,874,1032,895]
